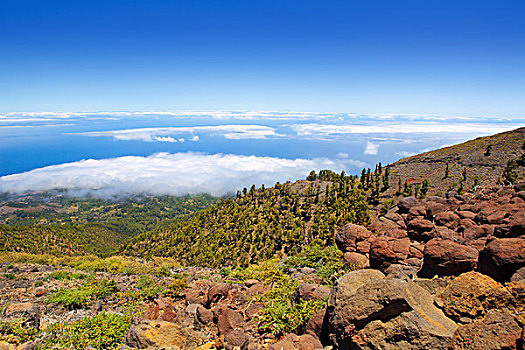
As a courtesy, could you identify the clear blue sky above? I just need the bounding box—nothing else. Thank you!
[1,0,524,115]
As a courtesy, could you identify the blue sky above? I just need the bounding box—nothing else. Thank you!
[2,0,525,115]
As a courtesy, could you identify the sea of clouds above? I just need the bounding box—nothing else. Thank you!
[0,152,363,197]
[0,111,522,198]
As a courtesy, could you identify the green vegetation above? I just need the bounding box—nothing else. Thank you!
[127,275,165,302]
[0,194,218,232]
[45,270,89,281]
[121,174,370,267]
[0,194,219,258]
[233,259,326,336]
[36,312,131,350]
[48,279,118,309]
[0,318,38,345]
[0,223,129,257]
[503,153,525,184]
[283,243,351,285]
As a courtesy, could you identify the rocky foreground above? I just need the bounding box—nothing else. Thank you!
[1,182,525,349]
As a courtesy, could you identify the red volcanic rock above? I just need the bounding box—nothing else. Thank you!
[207,282,232,305]
[343,252,369,269]
[449,311,522,350]
[397,196,419,213]
[335,223,372,253]
[407,217,435,241]
[291,283,330,305]
[419,238,478,278]
[434,211,460,229]
[215,307,244,336]
[478,238,525,281]
[369,235,410,271]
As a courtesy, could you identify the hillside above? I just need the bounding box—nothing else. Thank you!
[120,174,370,266]
[0,223,127,256]
[385,127,525,197]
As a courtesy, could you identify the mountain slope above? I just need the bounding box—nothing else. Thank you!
[386,127,525,196]
[120,175,370,267]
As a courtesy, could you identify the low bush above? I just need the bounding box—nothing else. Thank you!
[47,279,118,309]
[36,312,131,350]
[0,318,38,345]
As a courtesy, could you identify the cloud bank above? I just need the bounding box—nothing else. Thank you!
[0,152,364,197]
[78,125,282,142]
[292,123,520,137]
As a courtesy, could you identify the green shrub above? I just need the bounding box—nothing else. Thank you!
[164,277,188,297]
[48,288,93,309]
[232,258,287,284]
[46,270,88,281]
[128,275,164,302]
[0,318,38,345]
[283,244,348,285]
[379,199,395,216]
[155,266,172,277]
[34,281,44,287]
[3,273,15,280]
[256,270,326,336]
[47,279,117,309]
[36,312,131,350]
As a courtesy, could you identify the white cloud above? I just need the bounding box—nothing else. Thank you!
[364,141,379,155]
[152,136,178,143]
[0,152,365,197]
[292,123,521,137]
[77,125,283,142]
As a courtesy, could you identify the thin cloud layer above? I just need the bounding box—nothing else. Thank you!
[292,123,520,137]
[0,152,364,197]
[78,125,282,142]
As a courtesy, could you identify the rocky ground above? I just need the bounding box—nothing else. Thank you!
[1,182,524,349]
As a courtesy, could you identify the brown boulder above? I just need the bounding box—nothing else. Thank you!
[224,329,251,350]
[407,217,435,241]
[126,319,207,349]
[185,287,208,306]
[478,238,525,281]
[335,223,372,252]
[436,271,516,322]
[268,334,322,350]
[397,196,419,213]
[419,238,478,277]
[435,211,460,229]
[425,201,448,218]
[343,252,369,269]
[326,269,457,349]
[196,305,214,324]
[291,283,330,305]
[449,311,522,350]
[304,309,327,338]
[214,306,244,336]
[207,283,232,305]
[245,303,264,319]
[368,236,410,271]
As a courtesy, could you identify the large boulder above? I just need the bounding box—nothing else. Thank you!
[419,239,478,277]
[268,334,322,350]
[436,272,516,322]
[478,238,525,281]
[368,236,410,271]
[291,283,330,305]
[407,217,435,241]
[449,311,522,350]
[397,197,419,213]
[326,269,457,349]
[343,252,369,269]
[335,224,372,253]
[126,319,208,349]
